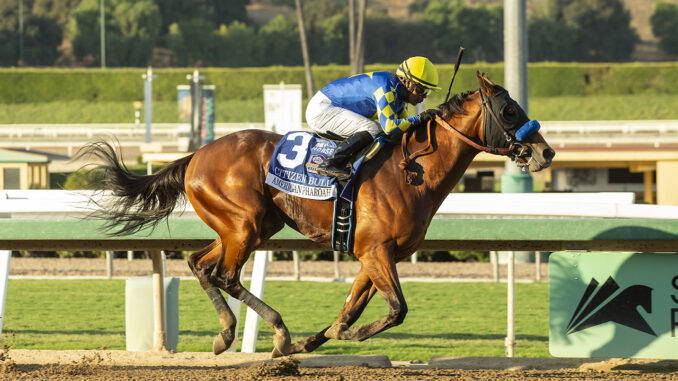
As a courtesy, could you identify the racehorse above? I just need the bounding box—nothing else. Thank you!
[81,72,554,357]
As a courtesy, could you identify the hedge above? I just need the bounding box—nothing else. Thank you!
[1,62,678,104]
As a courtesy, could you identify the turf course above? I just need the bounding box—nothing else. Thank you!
[0,279,548,361]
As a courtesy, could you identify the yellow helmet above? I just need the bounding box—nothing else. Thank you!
[396,56,441,90]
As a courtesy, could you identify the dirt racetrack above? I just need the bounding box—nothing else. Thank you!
[3,349,678,380]
[6,257,678,380]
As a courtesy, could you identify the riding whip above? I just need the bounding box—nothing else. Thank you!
[444,46,465,104]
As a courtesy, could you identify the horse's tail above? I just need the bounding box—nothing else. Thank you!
[76,141,194,235]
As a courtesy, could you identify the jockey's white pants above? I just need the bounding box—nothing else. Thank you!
[306,91,381,138]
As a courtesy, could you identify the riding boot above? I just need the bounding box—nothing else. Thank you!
[317,131,373,180]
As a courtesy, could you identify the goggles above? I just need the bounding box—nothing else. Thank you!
[410,82,431,97]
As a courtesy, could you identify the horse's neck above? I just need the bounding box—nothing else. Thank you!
[414,111,483,206]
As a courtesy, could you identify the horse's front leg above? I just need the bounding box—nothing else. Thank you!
[284,267,378,355]
[325,247,407,341]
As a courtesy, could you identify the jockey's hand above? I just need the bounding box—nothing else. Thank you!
[418,108,441,123]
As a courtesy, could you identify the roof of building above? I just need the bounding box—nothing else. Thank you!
[0,149,50,163]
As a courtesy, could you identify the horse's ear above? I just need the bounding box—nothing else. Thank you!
[477,71,499,96]
[477,71,491,95]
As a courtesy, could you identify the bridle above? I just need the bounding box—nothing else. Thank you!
[399,88,534,183]
[436,88,532,164]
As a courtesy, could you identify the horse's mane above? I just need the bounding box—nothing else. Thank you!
[436,90,475,117]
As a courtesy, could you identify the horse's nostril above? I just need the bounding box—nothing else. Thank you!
[543,148,555,161]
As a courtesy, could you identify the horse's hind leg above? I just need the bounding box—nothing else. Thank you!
[189,197,292,356]
[288,268,378,354]
[187,239,239,354]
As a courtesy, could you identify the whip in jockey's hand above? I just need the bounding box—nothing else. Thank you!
[306,56,441,180]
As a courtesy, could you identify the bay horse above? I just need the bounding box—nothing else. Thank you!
[82,72,554,357]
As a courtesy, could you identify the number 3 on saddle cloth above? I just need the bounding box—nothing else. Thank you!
[265,131,383,254]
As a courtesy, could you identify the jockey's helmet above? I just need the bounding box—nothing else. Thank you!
[396,56,441,90]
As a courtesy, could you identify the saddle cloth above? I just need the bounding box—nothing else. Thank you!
[266,131,341,200]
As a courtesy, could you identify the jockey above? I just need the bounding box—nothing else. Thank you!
[306,56,442,180]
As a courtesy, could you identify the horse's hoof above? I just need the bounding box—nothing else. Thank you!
[272,330,292,356]
[324,323,348,340]
[212,330,235,355]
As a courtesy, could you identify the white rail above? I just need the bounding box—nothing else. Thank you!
[4,190,678,220]
[2,121,678,149]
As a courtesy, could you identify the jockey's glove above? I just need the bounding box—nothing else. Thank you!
[418,108,442,123]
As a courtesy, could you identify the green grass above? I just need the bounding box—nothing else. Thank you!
[1,279,549,360]
[1,94,678,123]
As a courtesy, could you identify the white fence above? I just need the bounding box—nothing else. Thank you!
[2,120,678,150]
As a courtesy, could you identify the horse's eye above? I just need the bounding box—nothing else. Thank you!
[502,105,518,121]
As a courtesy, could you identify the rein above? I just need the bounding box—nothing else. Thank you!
[398,89,530,184]
[398,120,435,184]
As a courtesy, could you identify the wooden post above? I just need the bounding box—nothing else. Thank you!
[644,170,654,204]
[106,251,113,279]
[0,251,11,338]
[241,250,269,353]
[506,251,515,357]
[333,251,341,279]
[535,252,542,282]
[292,251,300,280]
[491,251,499,282]
[150,250,167,352]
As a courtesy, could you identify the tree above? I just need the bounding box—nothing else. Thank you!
[425,0,503,62]
[651,2,678,56]
[155,0,250,35]
[215,21,263,67]
[69,0,161,67]
[0,0,63,66]
[167,18,215,66]
[260,15,301,66]
[546,0,638,61]
[528,16,578,61]
[295,0,314,96]
[348,0,366,75]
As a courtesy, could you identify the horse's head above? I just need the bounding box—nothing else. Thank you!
[475,72,555,172]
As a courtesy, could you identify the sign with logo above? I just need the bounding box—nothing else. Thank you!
[550,252,678,358]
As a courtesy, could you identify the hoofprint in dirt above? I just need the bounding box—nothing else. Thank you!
[8,257,549,280]
[2,350,678,381]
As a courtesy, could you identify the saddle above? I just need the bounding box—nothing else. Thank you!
[315,130,385,164]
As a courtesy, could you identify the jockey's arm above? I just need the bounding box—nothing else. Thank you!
[374,86,421,136]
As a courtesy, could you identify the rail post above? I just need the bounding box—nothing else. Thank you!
[150,250,167,352]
